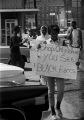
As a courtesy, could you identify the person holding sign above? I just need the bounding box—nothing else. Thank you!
[42,25,64,120]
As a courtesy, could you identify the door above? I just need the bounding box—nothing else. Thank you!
[5,19,18,46]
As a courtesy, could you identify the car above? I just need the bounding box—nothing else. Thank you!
[0,63,49,120]
[0,63,25,84]
[0,107,26,120]
[58,33,67,38]
[60,27,68,34]
[58,33,70,46]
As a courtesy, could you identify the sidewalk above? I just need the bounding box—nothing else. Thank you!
[41,89,84,120]
[24,62,84,120]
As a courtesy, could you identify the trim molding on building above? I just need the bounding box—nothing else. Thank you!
[0,9,39,13]
[0,13,1,44]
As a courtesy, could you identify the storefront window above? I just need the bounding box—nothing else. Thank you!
[25,14,36,29]
[1,29,6,45]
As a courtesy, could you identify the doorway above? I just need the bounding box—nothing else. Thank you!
[5,19,18,45]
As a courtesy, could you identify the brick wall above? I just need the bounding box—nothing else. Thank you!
[0,0,23,9]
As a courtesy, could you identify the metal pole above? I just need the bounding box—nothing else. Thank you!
[77,0,78,26]
[67,0,68,26]
[34,0,38,27]
[52,16,54,25]
[0,13,1,45]
[34,0,36,8]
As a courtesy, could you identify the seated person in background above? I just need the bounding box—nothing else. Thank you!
[22,29,31,47]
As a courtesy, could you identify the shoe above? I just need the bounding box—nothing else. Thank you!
[56,109,63,119]
[51,114,57,120]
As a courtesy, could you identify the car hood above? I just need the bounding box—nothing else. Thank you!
[0,63,25,84]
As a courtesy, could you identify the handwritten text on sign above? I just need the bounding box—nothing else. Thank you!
[36,44,80,79]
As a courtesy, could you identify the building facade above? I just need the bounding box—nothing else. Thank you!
[81,0,84,29]
[36,0,83,28]
[64,0,82,28]
[36,0,65,27]
[0,0,84,46]
[0,0,39,46]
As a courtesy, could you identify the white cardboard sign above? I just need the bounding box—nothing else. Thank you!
[35,44,80,79]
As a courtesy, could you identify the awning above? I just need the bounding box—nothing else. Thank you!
[0,8,39,13]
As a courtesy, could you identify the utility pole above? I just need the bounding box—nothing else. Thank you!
[66,0,68,27]
[34,0,38,28]
[77,0,78,26]
[22,0,26,30]
[23,0,26,8]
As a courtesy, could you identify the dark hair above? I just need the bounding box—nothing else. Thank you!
[50,25,60,34]
[13,26,20,34]
[72,21,76,25]
[41,25,48,31]
[71,21,76,29]
[50,25,60,42]
[24,29,27,33]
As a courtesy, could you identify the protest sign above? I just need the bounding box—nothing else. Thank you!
[36,44,80,79]
[30,46,38,71]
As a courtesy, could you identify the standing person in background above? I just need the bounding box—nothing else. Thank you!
[36,25,51,85]
[36,25,51,48]
[67,21,83,70]
[10,26,24,69]
[22,29,31,47]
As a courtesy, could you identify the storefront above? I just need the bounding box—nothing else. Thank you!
[0,9,39,46]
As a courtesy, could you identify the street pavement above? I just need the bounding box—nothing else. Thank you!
[24,62,84,120]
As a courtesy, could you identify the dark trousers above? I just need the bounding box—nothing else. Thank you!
[8,55,25,69]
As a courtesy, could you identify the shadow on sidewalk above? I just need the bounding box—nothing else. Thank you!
[41,110,83,120]
[61,117,84,120]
